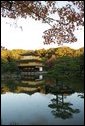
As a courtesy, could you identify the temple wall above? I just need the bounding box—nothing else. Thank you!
[39,67,43,71]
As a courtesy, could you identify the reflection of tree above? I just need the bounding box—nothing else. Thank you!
[1,80,17,94]
[78,93,84,98]
[48,93,80,119]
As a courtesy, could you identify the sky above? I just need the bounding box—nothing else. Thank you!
[1,9,84,50]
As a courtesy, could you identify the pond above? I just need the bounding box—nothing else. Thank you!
[1,75,84,125]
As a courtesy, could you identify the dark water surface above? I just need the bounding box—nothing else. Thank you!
[1,75,84,125]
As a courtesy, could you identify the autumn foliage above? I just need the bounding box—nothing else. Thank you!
[1,1,84,45]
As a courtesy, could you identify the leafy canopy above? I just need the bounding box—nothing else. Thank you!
[1,1,84,45]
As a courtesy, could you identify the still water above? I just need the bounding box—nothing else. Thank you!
[1,75,84,125]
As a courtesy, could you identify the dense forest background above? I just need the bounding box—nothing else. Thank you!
[1,46,84,80]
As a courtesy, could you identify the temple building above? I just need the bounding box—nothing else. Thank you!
[17,52,44,76]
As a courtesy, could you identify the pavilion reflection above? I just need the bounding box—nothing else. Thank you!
[1,74,45,94]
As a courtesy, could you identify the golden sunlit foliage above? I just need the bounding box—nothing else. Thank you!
[1,46,84,77]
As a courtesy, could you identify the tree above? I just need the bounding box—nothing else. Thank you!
[1,1,84,45]
[47,55,82,82]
